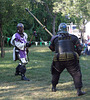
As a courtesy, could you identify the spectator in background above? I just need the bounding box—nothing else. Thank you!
[82,40,88,55]
[87,35,90,55]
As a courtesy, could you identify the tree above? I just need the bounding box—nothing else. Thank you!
[0,0,90,51]
[0,0,15,57]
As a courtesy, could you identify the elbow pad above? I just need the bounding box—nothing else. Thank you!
[49,44,55,51]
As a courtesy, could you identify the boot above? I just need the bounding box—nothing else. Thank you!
[21,74,30,81]
[52,85,56,92]
[77,88,86,96]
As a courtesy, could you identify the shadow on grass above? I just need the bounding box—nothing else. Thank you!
[0,80,88,100]
[0,47,90,100]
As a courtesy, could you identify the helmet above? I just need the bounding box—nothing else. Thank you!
[17,23,24,34]
[58,23,68,34]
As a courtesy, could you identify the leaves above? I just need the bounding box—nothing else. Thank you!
[0,0,90,40]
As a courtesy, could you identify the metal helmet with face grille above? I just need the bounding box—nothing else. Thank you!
[58,23,68,34]
[17,23,24,34]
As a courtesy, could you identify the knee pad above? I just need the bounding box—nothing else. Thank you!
[19,65,26,74]
[16,64,21,72]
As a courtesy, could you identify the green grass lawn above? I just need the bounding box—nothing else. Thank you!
[0,46,90,100]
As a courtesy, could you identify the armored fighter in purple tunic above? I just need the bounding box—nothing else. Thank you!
[11,23,31,81]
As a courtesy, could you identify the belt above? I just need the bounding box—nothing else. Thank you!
[53,52,79,61]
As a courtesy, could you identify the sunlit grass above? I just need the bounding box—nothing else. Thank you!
[0,46,90,100]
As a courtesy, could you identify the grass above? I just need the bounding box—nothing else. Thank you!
[0,46,90,100]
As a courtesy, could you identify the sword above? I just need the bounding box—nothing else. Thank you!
[25,8,53,37]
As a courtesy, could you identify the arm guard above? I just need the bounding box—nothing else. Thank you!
[26,42,32,47]
[74,37,82,56]
[49,44,55,51]
[49,35,58,51]
[14,40,25,50]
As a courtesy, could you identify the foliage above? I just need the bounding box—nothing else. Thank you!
[0,0,90,42]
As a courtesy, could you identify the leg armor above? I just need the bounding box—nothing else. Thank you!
[18,64,29,81]
[66,60,83,89]
[15,64,21,76]
[19,64,26,75]
[15,63,26,75]
[15,53,29,81]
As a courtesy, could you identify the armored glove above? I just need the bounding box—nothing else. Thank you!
[26,42,32,47]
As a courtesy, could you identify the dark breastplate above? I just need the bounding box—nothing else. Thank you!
[55,35,74,53]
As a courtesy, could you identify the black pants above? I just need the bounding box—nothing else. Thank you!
[16,64,26,75]
[51,60,83,89]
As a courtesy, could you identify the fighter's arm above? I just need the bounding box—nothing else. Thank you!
[14,40,32,50]
[11,33,31,50]
[14,40,25,50]
[72,35,82,56]
[49,35,58,51]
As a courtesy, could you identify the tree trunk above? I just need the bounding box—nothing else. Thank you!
[0,23,5,58]
[45,4,56,35]
[52,15,56,35]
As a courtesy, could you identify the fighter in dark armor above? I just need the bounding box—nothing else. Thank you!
[11,23,32,81]
[49,23,85,96]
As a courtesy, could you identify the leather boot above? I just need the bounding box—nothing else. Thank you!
[77,88,85,96]
[52,85,56,92]
[21,74,30,81]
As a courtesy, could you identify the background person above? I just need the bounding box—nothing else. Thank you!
[87,35,90,55]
